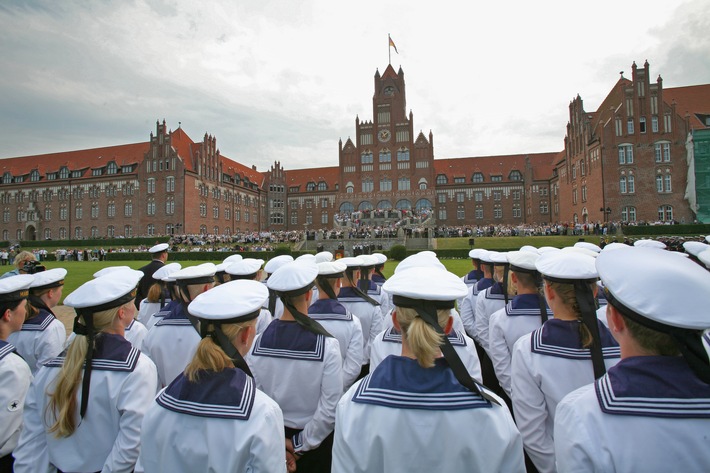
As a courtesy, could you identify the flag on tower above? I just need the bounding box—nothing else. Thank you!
[389,35,399,54]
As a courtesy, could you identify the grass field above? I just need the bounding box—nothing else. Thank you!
[434,235,600,250]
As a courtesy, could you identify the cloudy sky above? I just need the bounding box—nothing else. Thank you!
[1,0,708,171]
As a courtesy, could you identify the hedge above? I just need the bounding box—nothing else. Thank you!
[4,237,171,249]
[106,250,313,262]
[621,224,710,236]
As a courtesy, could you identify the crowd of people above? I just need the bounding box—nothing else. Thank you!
[1,236,709,472]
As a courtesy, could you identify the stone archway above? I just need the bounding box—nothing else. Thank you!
[25,225,37,241]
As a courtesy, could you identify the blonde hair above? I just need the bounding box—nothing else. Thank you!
[395,306,450,368]
[146,282,163,303]
[14,251,35,266]
[46,304,123,438]
[547,280,597,348]
[184,319,256,382]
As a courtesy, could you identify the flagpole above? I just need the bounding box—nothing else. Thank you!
[388,33,391,65]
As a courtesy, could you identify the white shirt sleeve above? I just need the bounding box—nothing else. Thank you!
[488,311,513,397]
[249,397,288,473]
[459,292,476,338]
[473,291,490,350]
[13,367,51,473]
[35,321,66,368]
[554,389,598,473]
[0,355,31,458]
[342,318,364,390]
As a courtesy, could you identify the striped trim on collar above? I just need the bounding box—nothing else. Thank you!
[251,334,326,361]
[381,327,467,347]
[46,346,141,372]
[530,327,621,360]
[595,374,710,418]
[0,342,16,361]
[155,317,193,327]
[309,311,353,322]
[21,313,56,331]
[505,303,543,317]
[156,376,256,420]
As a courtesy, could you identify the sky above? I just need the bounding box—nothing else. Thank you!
[1,0,709,172]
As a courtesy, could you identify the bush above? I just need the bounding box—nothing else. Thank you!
[622,224,710,236]
[388,245,407,261]
[274,245,292,256]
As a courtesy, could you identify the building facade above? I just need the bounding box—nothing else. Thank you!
[1,61,708,243]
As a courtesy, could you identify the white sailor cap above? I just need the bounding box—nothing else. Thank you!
[384,267,468,303]
[223,254,243,264]
[574,241,602,253]
[537,246,560,254]
[188,280,268,322]
[153,263,181,280]
[561,246,599,258]
[519,245,539,254]
[172,263,216,285]
[706,235,710,244]
[64,269,143,311]
[634,239,666,249]
[0,274,33,302]
[296,254,316,263]
[507,251,540,273]
[338,256,365,268]
[597,247,710,330]
[315,251,334,263]
[489,251,509,265]
[225,258,264,277]
[359,255,378,268]
[468,249,488,259]
[149,243,169,253]
[535,251,598,282]
[214,262,231,274]
[318,261,347,277]
[29,268,67,290]
[93,266,132,278]
[698,249,710,269]
[266,261,318,295]
[478,250,496,263]
[394,252,445,274]
[372,253,388,265]
[683,241,709,258]
[264,255,294,274]
[602,242,631,252]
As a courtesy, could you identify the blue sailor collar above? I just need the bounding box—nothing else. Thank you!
[595,356,710,418]
[530,318,620,359]
[596,292,608,306]
[153,300,178,319]
[381,327,467,347]
[337,286,369,303]
[484,282,505,300]
[21,309,56,331]
[252,319,325,361]
[126,319,136,331]
[157,368,256,420]
[472,278,494,296]
[505,294,548,316]
[308,299,353,321]
[0,340,17,361]
[46,333,140,372]
[463,269,483,285]
[353,356,491,411]
[156,303,192,326]
[372,274,386,285]
[366,281,381,296]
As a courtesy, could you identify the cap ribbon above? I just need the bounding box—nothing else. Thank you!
[277,283,333,338]
[574,281,606,379]
[73,310,95,419]
[345,270,380,306]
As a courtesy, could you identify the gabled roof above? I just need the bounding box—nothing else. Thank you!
[434,152,559,184]
[664,84,710,129]
[382,64,398,80]
[0,142,149,178]
[169,127,196,171]
[283,166,339,191]
[221,155,265,187]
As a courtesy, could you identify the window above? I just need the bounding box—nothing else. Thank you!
[663,143,671,162]
[44,207,51,221]
[628,175,635,193]
[620,176,627,193]
[652,116,659,133]
[582,186,587,202]
[90,203,99,219]
[125,225,133,237]
[474,191,483,202]
[639,117,646,133]
[396,148,409,161]
[321,198,328,209]
[107,162,118,174]
[454,177,465,184]
[148,199,156,216]
[419,181,427,190]
[513,204,521,218]
[664,114,672,133]
[456,192,465,203]
[472,173,484,183]
[457,206,465,220]
[475,207,483,219]
[618,144,633,164]
[318,182,326,191]
[59,206,67,221]
[321,212,328,224]
[494,206,502,219]
[74,227,82,239]
[627,118,634,134]
[437,193,446,204]
[573,189,578,205]
[436,174,448,185]
[362,179,374,193]
[124,202,132,217]
[512,190,521,200]
[438,208,447,220]
[346,182,354,194]
[30,170,40,182]
[664,174,672,192]
[107,225,115,237]
[658,205,673,222]
[199,202,206,217]
[306,182,316,192]
[398,177,410,191]
[291,212,298,225]
[615,118,623,136]
[493,191,502,201]
[2,173,11,184]
[59,167,69,179]
[107,202,116,217]
[379,150,392,163]
[539,202,548,214]
[491,175,502,182]
[361,151,373,164]
[380,178,392,192]
[75,204,83,220]
[213,206,219,219]
[621,206,637,222]
[166,176,175,192]
[147,178,156,194]
[509,170,522,181]
[271,213,284,225]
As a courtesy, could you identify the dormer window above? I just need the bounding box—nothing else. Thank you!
[509,170,522,181]
[491,175,502,182]
[107,162,118,174]
[59,167,69,179]
[317,182,327,191]
[472,172,484,183]
[30,170,40,182]
[306,182,316,192]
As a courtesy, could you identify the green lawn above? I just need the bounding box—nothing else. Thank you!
[434,235,601,250]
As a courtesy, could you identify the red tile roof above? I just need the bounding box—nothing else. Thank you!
[382,64,398,80]
[222,155,265,187]
[434,152,559,183]
[284,166,340,191]
[169,127,196,171]
[664,84,710,129]
[0,142,149,178]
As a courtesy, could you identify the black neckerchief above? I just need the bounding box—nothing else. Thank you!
[275,283,333,338]
[198,311,261,378]
[344,271,380,306]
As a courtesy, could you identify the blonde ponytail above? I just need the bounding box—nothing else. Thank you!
[547,281,597,348]
[184,319,255,382]
[47,305,122,437]
[395,307,450,368]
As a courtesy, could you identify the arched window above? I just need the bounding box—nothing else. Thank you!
[620,176,627,193]
[107,162,118,174]
[345,182,354,194]
[377,200,392,210]
[306,182,316,191]
[415,199,432,212]
[339,202,354,214]
[418,178,428,190]
[59,167,69,179]
[396,148,409,161]
[361,151,374,164]
[436,174,448,185]
[509,170,522,181]
[472,172,484,183]
[317,182,327,191]
[358,201,373,211]
[395,199,411,210]
[379,149,391,162]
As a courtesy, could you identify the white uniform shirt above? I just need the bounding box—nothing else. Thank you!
[337,287,382,364]
[555,356,710,473]
[308,298,364,390]
[369,326,482,382]
[7,309,66,374]
[332,355,525,473]
[473,283,507,351]
[141,304,201,386]
[255,308,273,335]
[14,333,158,473]
[511,319,621,473]
[124,319,148,350]
[0,342,31,458]
[488,294,549,397]
[139,368,286,473]
[461,277,494,340]
[246,319,342,453]
[145,300,177,330]
[137,299,164,326]
[458,269,481,312]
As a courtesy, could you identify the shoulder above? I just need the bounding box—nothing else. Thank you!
[1,352,31,379]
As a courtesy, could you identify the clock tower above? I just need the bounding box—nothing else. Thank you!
[337,65,435,217]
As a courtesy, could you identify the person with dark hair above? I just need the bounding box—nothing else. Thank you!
[0,274,33,473]
[555,247,710,472]
[134,243,169,309]
[140,280,286,473]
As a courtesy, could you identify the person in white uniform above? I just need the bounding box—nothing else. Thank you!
[488,251,549,398]
[554,247,710,473]
[137,263,181,326]
[458,248,486,311]
[337,257,382,376]
[225,258,273,334]
[460,249,494,339]
[144,267,182,330]
[511,251,621,473]
[140,279,287,473]
[263,255,293,320]
[141,263,216,386]
[308,261,364,391]
[370,253,391,316]
[13,270,158,473]
[332,266,525,473]
[247,261,342,472]
[8,268,67,374]
[473,251,511,353]
[0,274,33,473]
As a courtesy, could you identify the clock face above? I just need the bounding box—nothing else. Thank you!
[384,86,395,96]
[378,129,391,142]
